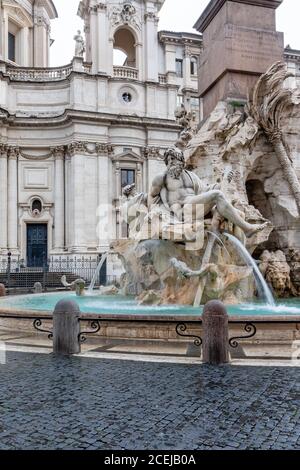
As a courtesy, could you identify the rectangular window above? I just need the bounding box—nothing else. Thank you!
[121,169,135,189]
[8,32,16,62]
[190,57,198,76]
[190,97,200,113]
[177,95,183,107]
[175,59,183,77]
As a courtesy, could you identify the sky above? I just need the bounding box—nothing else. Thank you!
[50,0,300,66]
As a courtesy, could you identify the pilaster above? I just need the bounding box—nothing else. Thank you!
[7,146,19,253]
[52,146,65,252]
[0,145,8,252]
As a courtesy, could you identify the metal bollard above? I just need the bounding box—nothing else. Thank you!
[202,300,229,365]
[53,299,81,355]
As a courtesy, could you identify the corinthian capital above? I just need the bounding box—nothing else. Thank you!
[8,147,20,159]
[144,12,158,22]
[143,146,161,160]
[67,141,87,156]
[95,143,114,156]
[51,146,65,159]
[0,144,8,156]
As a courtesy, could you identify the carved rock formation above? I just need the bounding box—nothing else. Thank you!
[113,239,254,306]
[248,62,300,215]
[259,250,292,298]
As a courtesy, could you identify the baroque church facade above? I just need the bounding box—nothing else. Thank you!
[0,0,299,277]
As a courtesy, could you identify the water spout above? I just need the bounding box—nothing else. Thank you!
[206,230,230,259]
[225,233,276,306]
[88,253,108,293]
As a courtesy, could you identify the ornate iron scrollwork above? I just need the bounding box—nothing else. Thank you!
[78,320,101,344]
[229,323,257,348]
[33,319,53,340]
[176,323,202,347]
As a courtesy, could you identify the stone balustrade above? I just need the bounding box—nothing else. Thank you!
[113,66,138,80]
[3,63,74,82]
[0,61,167,85]
[158,74,167,85]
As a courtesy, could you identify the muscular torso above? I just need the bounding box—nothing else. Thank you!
[165,172,196,207]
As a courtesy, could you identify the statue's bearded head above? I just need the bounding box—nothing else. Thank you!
[164,147,185,179]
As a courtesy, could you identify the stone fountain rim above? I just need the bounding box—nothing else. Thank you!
[0,307,299,323]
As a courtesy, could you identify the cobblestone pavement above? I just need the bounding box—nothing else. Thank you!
[0,351,299,450]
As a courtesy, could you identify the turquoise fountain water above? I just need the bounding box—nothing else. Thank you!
[0,291,299,316]
[0,235,299,317]
[225,233,276,306]
[88,252,108,293]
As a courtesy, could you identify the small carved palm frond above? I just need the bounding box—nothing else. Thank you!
[249,62,294,139]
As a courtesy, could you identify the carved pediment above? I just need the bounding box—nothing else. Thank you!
[3,0,33,27]
[112,150,144,163]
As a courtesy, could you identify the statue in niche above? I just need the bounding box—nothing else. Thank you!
[74,30,85,58]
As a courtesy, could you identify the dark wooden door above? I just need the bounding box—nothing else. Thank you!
[27,224,48,267]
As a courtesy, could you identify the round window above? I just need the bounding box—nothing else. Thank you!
[122,92,132,103]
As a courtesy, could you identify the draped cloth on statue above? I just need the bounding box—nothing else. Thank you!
[122,170,205,243]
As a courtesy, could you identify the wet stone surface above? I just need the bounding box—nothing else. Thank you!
[0,352,299,450]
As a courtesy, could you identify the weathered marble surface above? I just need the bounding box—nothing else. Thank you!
[185,63,300,298]
[114,63,300,304]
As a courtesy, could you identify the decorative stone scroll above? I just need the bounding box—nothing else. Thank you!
[110,2,141,30]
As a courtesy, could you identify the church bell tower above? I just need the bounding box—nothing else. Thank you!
[78,0,165,81]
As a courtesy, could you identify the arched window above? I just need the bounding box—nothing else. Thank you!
[32,199,42,213]
[190,56,198,76]
[113,28,136,68]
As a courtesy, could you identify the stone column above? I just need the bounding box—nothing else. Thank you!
[53,147,65,252]
[136,163,142,193]
[167,85,178,120]
[84,24,91,63]
[64,154,71,249]
[0,7,4,60]
[33,15,49,67]
[183,47,191,90]
[7,147,18,253]
[115,162,121,200]
[144,148,165,190]
[69,143,87,253]
[89,6,98,73]
[136,42,143,81]
[20,26,29,66]
[96,3,108,74]
[144,13,159,82]
[96,144,113,251]
[0,146,8,252]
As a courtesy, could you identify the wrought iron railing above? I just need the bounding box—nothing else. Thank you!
[0,255,116,291]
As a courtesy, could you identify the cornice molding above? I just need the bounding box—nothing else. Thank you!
[194,0,282,32]
[0,109,181,131]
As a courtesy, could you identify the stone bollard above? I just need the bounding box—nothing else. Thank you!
[202,300,229,365]
[53,299,81,355]
[33,282,43,294]
[0,284,6,297]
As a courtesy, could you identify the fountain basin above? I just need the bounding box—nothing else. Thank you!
[0,293,299,355]
[0,292,300,318]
